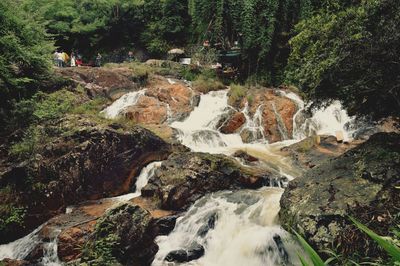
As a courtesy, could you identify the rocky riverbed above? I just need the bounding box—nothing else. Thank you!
[0,65,398,266]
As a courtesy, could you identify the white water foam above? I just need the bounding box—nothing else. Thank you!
[152,189,303,266]
[100,89,146,119]
[0,161,163,264]
[113,161,162,201]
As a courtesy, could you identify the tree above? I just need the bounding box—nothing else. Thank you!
[0,0,53,127]
[285,0,400,119]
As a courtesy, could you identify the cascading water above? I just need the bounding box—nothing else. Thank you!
[100,89,146,119]
[1,83,365,265]
[153,189,302,266]
[113,161,162,201]
[0,161,162,264]
[0,225,42,260]
[278,90,357,141]
[170,90,244,153]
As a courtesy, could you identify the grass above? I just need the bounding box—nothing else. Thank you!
[228,84,248,106]
[294,216,400,265]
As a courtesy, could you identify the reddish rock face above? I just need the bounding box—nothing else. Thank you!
[239,89,297,143]
[56,67,140,99]
[118,76,197,125]
[220,112,246,134]
[125,96,168,124]
[57,221,96,262]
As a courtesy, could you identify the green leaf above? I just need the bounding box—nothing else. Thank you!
[349,216,400,262]
[298,252,312,266]
[294,230,326,266]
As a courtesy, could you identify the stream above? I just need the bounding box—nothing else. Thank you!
[0,86,358,265]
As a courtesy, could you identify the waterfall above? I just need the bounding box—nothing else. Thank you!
[40,229,62,266]
[171,90,244,153]
[0,225,42,260]
[113,161,162,201]
[100,89,146,119]
[152,189,302,266]
[0,161,163,264]
[279,90,357,141]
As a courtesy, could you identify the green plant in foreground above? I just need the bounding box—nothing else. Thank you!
[349,216,400,263]
[294,217,400,265]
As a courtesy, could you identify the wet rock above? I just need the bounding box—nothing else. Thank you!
[56,67,140,99]
[125,96,168,124]
[0,259,30,266]
[57,222,96,262]
[273,234,289,264]
[82,204,158,266]
[233,150,259,164]
[219,112,246,134]
[143,152,269,211]
[145,81,196,122]
[281,135,361,172]
[24,243,44,263]
[280,133,400,258]
[231,88,298,143]
[165,249,188,263]
[0,122,171,244]
[187,243,205,261]
[165,244,205,263]
[197,212,218,237]
[153,215,178,236]
[240,128,264,143]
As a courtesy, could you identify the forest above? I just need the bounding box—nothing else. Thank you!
[0,0,399,265]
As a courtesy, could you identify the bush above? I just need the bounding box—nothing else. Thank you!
[192,75,225,93]
[228,84,249,106]
[192,69,225,93]
[0,205,26,233]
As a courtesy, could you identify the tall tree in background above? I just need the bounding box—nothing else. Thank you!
[285,0,400,119]
[188,0,309,85]
[0,0,53,126]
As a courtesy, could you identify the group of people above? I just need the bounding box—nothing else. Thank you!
[53,51,83,67]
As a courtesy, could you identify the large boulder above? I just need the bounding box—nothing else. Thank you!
[281,135,362,172]
[219,112,246,134]
[81,204,158,266]
[0,121,171,244]
[279,133,400,258]
[56,67,141,99]
[228,88,298,143]
[125,96,168,124]
[142,152,278,211]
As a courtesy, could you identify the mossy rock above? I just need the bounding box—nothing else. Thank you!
[279,132,400,260]
[81,204,157,266]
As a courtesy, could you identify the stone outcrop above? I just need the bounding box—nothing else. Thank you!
[56,66,141,99]
[124,78,197,124]
[219,112,246,134]
[226,87,298,143]
[0,121,171,244]
[142,152,279,211]
[281,135,362,172]
[279,132,400,257]
[81,204,158,266]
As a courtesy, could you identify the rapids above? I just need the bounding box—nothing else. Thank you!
[0,84,362,265]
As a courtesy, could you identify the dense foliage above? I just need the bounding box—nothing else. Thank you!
[285,0,400,119]
[189,0,306,84]
[1,0,398,129]
[0,0,53,125]
[22,0,190,57]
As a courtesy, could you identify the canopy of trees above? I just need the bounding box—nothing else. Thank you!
[285,0,400,119]
[0,0,53,125]
[0,0,398,128]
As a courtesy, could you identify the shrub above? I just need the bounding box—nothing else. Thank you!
[228,84,248,106]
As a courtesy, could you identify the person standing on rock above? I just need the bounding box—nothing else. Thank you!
[70,52,76,67]
[95,53,102,67]
[56,51,64,67]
